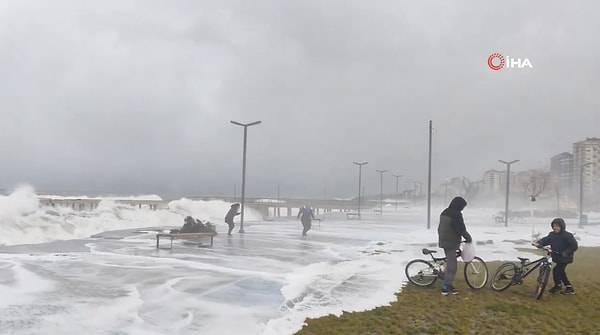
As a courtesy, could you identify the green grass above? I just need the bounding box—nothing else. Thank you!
[296,247,600,335]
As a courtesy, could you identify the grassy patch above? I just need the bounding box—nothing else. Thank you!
[296,247,600,335]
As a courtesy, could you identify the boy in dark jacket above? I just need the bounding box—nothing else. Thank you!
[437,196,472,295]
[534,218,578,294]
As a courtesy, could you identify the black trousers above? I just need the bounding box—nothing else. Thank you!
[226,220,234,234]
[301,219,312,235]
[553,262,571,286]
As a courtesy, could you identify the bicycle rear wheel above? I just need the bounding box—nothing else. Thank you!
[405,259,438,286]
[535,264,551,300]
[463,256,488,289]
[490,262,517,291]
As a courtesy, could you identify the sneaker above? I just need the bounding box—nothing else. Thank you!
[441,284,459,296]
[448,285,459,295]
[562,285,575,295]
[549,285,562,294]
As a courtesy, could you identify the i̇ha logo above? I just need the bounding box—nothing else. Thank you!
[487,53,533,70]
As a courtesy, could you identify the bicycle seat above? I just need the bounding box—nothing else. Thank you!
[517,257,529,263]
[422,248,437,255]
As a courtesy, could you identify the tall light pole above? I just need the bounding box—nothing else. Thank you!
[353,162,368,218]
[444,178,449,205]
[579,162,593,227]
[376,170,388,214]
[499,159,519,227]
[277,185,280,218]
[427,120,433,229]
[414,181,423,198]
[393,174,403,211]
[231,120,261,233]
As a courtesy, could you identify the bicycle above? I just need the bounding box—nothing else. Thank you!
[490,246,554,300]
[404,247,489,289]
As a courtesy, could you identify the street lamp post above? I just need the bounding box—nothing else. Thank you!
[499,159,519,227]
[231,120,262,233]
[376,169,387,214]
[579,162,593,227]
[393,174,403,211]
[444,178,449,205]
[353,162,368,218]
[427,120,433,229]
[413,181,422,205]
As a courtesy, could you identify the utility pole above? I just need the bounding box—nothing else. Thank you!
[579,162,593,227]
[393,174,403,211]
[231,120,262,233]
[353,162,368,219]
[499,159,519,227]
[427,120,433,229]
[376,169,388,215]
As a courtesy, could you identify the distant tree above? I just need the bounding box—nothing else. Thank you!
[461,177,479,202]
[524,171,549,202]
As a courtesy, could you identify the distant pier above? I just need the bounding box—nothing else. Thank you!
[36,196,386,218]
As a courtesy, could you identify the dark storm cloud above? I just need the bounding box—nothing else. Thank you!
[1,0,598,198]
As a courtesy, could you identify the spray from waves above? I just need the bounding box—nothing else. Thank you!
[262,243,407,335]
[0,185,262,246]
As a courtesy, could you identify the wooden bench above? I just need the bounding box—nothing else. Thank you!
[156,232,217,249]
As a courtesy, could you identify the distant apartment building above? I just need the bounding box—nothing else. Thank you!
[550,152,574,196]
[436,177,464,202]
[572,137,600,196]
[482,170,503,194]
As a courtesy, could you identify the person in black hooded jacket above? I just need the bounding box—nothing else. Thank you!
[224,203,241,236]
[437,196,472,295]
[534,218,578,294]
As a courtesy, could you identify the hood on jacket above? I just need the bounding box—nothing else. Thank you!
[448,196,467,211]
[551,218,566,232]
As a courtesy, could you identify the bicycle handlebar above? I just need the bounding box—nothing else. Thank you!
[531,244,557,255]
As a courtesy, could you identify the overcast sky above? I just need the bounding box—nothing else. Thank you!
[1,0,598,199]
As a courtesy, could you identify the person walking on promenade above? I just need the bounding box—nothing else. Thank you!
[297,205,315,236]
[224,203,241,236]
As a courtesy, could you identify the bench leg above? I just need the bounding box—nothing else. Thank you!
[156,236,160,249]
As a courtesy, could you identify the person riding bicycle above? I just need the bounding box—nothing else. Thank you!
[438,196,472,295]
[534,218,578,295]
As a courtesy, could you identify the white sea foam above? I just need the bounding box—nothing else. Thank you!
[1,185,599,335]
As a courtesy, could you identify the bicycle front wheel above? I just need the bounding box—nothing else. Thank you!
[464,256,489,289]
[535,264,551,300]
[490,262,518,291]
[405,259,438,286]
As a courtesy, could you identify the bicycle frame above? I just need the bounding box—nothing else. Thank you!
[514,248,553,282]
[516,256,547,281]
[405,248,488,289]
[491,247,553,299]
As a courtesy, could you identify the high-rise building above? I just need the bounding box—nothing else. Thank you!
[550,152,574,196]
[482,169,504,194]
[572,137,600,199]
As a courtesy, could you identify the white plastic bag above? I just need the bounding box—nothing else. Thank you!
[461,242,476,262]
